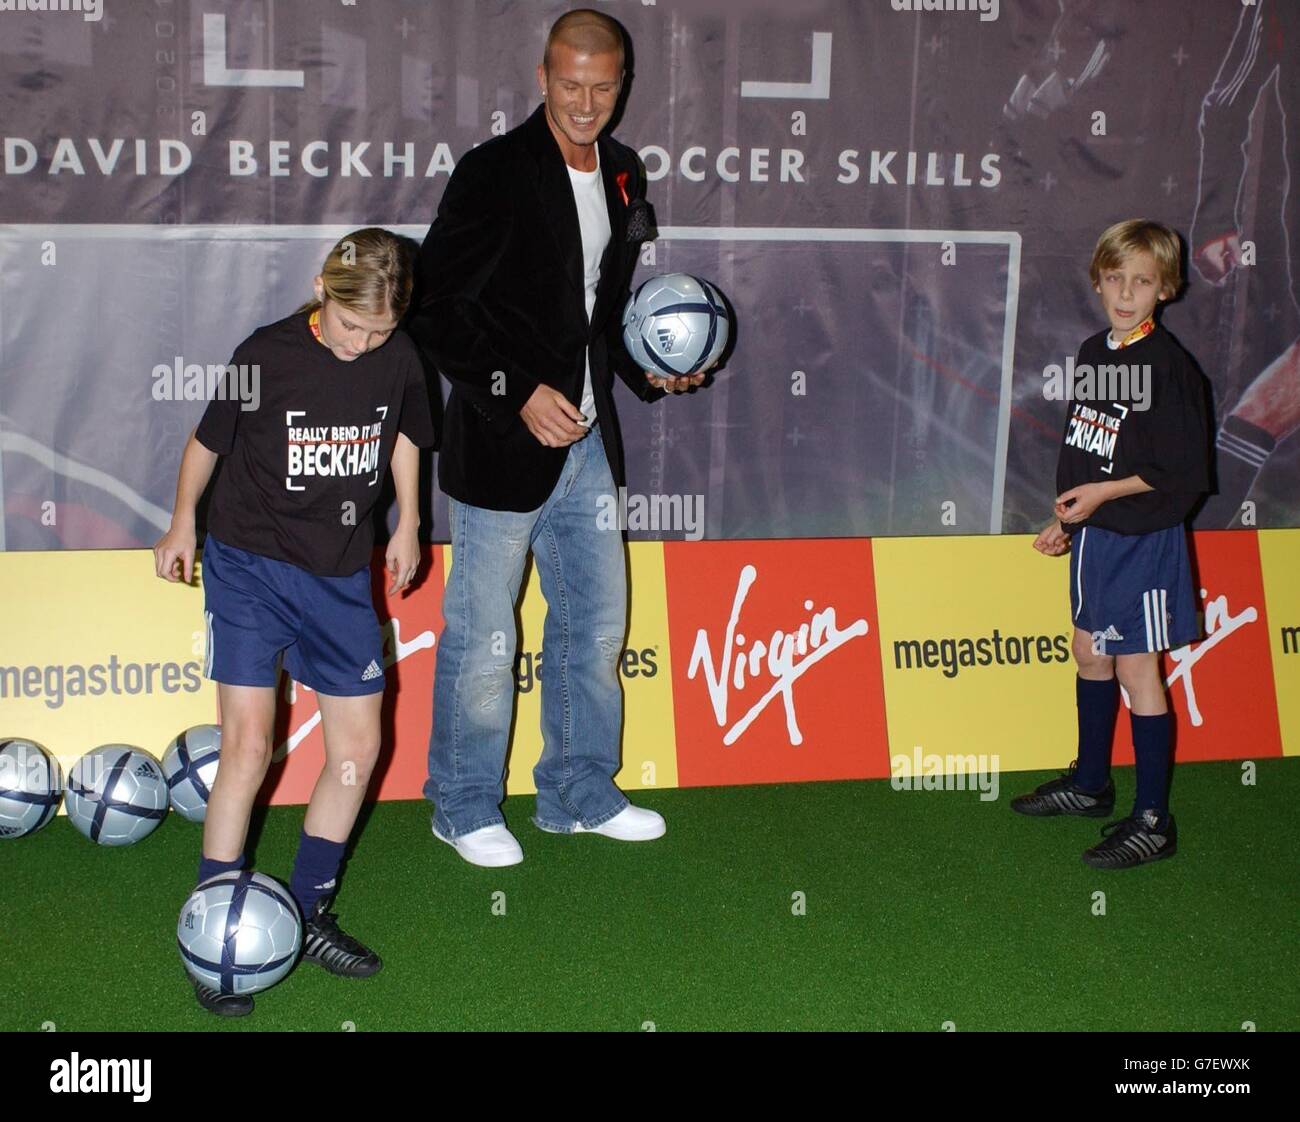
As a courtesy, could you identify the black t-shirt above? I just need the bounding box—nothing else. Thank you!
[196,311,436,576]
[1055,325,1210,535]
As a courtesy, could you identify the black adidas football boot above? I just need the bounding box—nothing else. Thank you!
[302,900,383,978]
[190,973,254,1017]
[1010,760,1115,818]
[1082,810,1177,870]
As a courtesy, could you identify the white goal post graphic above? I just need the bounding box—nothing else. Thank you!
[0,224,1021,544]
[655,226,1023,535]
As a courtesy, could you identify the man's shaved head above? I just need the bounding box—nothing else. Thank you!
[544,9,625,72]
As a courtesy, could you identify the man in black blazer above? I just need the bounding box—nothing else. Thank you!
[411,9,703,867]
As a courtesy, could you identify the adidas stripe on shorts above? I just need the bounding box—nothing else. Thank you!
[201,534,385,696]
[1068,523,1198,656]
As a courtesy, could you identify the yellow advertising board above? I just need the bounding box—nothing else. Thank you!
[458,541,680,795]
[0,550,217,781]
[873,535,1077,775]
[1258,530,1300,757]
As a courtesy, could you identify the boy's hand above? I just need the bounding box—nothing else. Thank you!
[1055,482,1109,524]
[645,369,707,393]
[154,524,197,583]
[1033,520,1071,556]
[386,523,421,596]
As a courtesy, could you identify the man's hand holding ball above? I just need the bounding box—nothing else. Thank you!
[623,273,730,396]
[645,370,706,393]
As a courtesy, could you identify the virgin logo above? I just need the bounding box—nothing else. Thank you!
[272,616,435,762]
[687,564,869,746]
[1164,590,1258,727]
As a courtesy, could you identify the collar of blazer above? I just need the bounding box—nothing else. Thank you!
[522,103,630,304]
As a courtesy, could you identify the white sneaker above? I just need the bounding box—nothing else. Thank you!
[573,805,666,841]
[432,822,523,867]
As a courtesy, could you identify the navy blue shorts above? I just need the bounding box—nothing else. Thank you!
[1069,524,1199,656]
[201,535,385,696]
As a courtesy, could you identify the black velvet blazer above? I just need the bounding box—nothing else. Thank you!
[409,103,664,512]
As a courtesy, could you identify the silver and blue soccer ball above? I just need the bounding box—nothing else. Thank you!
[64,745,169,845]
[622,272,730,378]
[0,738,64,840]
[161,725,222,823]
[178,872,303,996]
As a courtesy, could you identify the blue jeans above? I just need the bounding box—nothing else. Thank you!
[424,430,630,836]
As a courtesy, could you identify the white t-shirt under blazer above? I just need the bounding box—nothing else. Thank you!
[566,149,612,427]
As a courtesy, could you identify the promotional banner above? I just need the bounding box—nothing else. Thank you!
[873,533,1076,777]
[268,536,676,804]
[0,549,216,779]
[2,0,1297,551]
[258,544,444,806]
[1258,529,1300,757]
[1107,530,1282,765]
[664,537,888,786]
[873,531,1284,780]
[502,539,678,796]
[1,531,1294,808]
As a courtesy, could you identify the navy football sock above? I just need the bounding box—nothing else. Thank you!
[290,830,347,918]
[1132,711,1173,821]
[196,852,245,887]
[1075,676,1119,792]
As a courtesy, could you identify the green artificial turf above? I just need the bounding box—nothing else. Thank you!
[2,760,1297,1032]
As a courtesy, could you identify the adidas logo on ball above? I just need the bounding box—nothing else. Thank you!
[66,746,169,846]
[622,272,730,378]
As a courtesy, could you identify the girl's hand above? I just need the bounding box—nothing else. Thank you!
[1032,519,1071,556]
[386,524,421,596]
[154,524,197,583]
